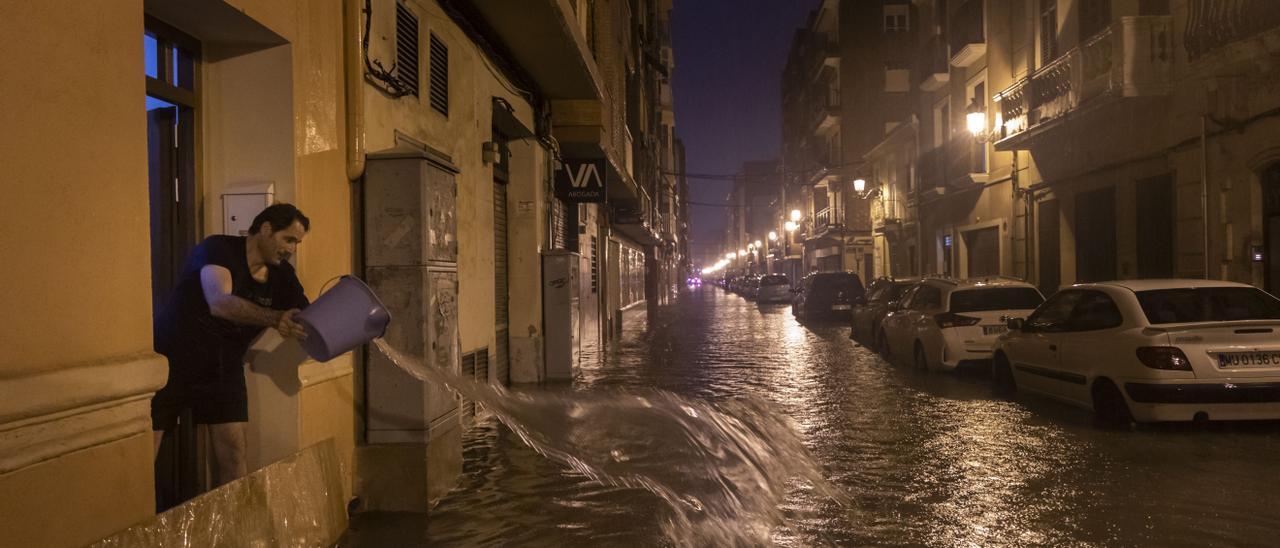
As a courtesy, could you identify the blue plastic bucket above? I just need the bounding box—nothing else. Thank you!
[296,275,391,362]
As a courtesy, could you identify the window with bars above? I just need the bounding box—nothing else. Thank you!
[428,33,449,116]
[884,4,910,32]
[394,2,419,97]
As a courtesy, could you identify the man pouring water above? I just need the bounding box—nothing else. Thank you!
[151,203,310,486]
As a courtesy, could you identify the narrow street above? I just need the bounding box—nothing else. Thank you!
[348,285,1280,546]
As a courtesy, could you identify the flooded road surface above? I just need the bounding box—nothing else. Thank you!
[358,286,1280,546]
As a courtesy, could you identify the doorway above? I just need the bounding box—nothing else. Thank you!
[1075,186,1117,283]
[146,17,201,511]
[1264,164,1280,292]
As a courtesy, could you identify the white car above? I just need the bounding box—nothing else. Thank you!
[993,279,1280,424]
[755,274,792,303]
[878,278,1045,372]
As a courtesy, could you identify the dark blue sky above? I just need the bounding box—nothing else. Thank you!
[671,0,818,264]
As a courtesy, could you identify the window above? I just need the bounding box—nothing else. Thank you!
[428,33,449,116]
[950,287,1045,313]
[1026,290,1084,331]
[912,286,942,309]
[884,4,910,32]
[1136,287,1280,324]
[1039,0,1059,66]
[1067,291,1124,330]
[932,99,949,148]
[394,2,420,97]
[1079,0,1112,41]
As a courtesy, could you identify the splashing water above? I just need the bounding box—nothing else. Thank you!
[373,338,848,545]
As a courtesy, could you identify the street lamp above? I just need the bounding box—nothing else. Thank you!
[784,221,797,232]
[754,239,762,248]
[768,231,778,241]
[790,209,802,223]
[966,98,989,141]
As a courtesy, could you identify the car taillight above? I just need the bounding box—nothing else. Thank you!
[1136,347,1193,371]
[934,313,981,328]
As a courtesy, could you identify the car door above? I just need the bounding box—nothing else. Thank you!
[881,285,919,358]
[1055,290,1126,406]
[907,285,945,361]
[854,285,885,337]
[1005,290,1083,399]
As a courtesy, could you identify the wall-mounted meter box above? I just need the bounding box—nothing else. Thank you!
[222,182,275,236]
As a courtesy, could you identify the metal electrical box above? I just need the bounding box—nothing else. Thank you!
[363,144,461,444]
[222,182,275,236]
[543,250,581,380]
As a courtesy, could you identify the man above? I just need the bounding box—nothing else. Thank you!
[152,203,310,486]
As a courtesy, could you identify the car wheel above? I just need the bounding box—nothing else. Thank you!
[992,354,1016,397]
[1092,379,1133,429]
[876,330,891,361]
[913,343,929,373]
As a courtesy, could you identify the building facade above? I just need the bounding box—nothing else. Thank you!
[805,0,1280,295]
[0,0,685,545]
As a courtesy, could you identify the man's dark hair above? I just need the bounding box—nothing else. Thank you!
[249,203,310,235]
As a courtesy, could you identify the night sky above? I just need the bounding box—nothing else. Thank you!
[670,0,818,266]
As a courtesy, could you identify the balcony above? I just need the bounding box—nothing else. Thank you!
[814,207,832,231]
[917,146,947,197]
[994,16,1173,150]
[1184,0,1280,62]
[811,87,841,135]
[917,35,950,92]
[949,0,985,67]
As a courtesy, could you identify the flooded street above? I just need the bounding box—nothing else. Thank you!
[363,286,1280,546]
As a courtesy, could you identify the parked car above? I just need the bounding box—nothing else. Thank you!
[756,274,792,303]
[993,279,1280,424]
[850,277,919,347]
[792,272,865,321]
[879,278,1044,371]
[742,275,763,300]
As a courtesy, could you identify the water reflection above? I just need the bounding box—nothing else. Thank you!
[381,285,1280,546]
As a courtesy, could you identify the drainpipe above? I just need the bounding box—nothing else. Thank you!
[1201,115,1210,279]
[345,0,366,182]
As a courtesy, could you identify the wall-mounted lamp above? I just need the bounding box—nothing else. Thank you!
[784,221,798,232]
[790,209,802,223]
[966,99,991,142]
[768,231,778,241]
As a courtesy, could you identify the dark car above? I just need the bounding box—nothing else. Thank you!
[850,278,919,346]
[792,272,865,321]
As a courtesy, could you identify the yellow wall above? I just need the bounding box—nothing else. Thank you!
[0,434,154,547]
[0,1,153,372]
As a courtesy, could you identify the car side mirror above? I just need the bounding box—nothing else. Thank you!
[887,300,900,311]
[1006,317,1025,331]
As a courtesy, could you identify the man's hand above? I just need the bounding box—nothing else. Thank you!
[276,309,308,340]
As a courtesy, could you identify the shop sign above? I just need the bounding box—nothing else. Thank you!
[555,158,607,203]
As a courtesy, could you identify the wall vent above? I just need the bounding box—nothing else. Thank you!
[394,2,420,97]
[428,33,449,115]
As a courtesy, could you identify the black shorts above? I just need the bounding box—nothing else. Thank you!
[151,350,249,431]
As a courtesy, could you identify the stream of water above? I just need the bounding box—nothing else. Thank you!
[372,338,847,545]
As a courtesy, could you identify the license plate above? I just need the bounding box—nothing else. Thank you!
[1215,351,1280,368]
[982,325,1008,335]
[831,304,851,310]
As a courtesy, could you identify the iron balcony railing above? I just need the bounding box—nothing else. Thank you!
[994,16,1173,143]
[1185,0,1280,61]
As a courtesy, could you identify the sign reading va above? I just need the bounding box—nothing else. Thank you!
[555,158,607,203]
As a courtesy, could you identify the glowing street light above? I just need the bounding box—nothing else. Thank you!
[966,99,987,137]
[754,240,762,249]
[853,178,866,193]
[768,231,778,241]
[784,221,797,232]
[790,209,802,222]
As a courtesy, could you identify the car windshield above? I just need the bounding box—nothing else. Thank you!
[949,287,1044,312]
[1136,287,1280,324]
[760,275,788,286]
